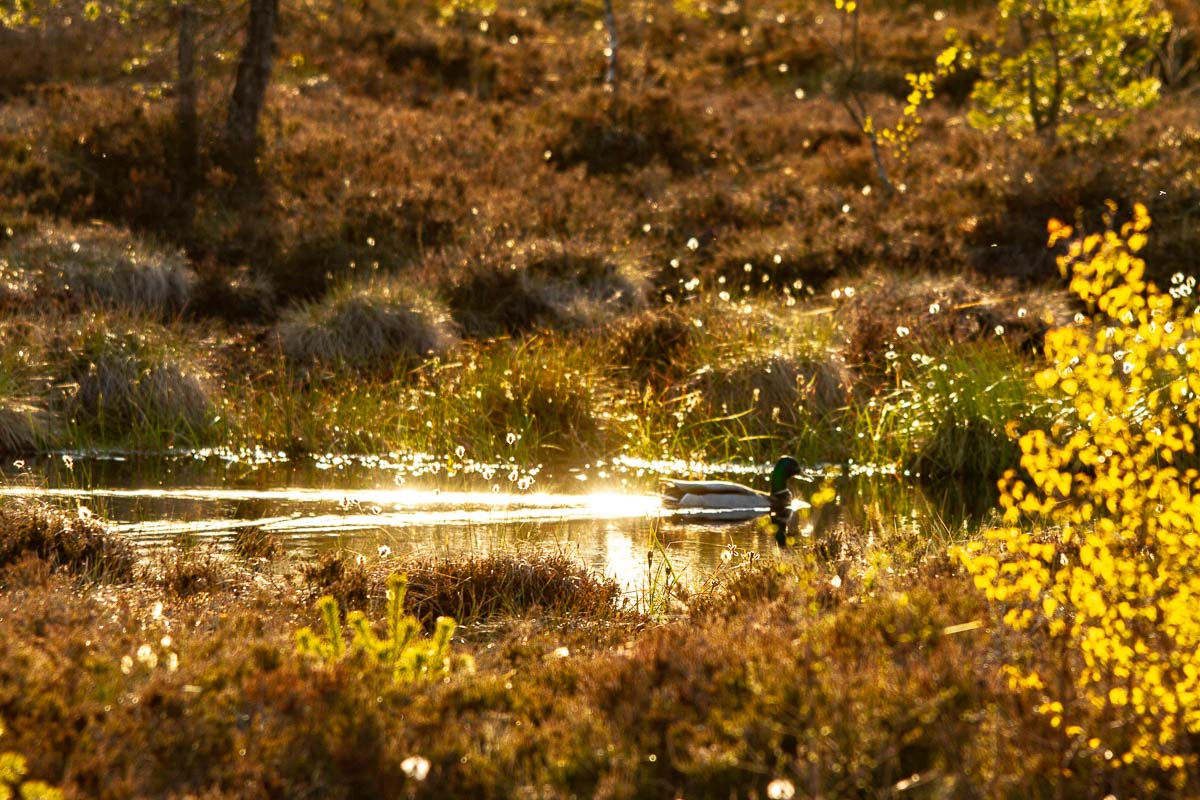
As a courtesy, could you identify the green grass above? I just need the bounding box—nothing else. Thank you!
[860,341,1053,490]
[54,312,220,450]
[0,257,1060,484]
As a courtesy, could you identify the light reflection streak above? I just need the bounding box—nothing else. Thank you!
[0,485,660,514]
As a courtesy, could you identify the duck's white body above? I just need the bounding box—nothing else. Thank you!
[660,478,772,522]
[660,458,804,527]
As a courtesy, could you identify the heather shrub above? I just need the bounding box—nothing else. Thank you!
[709,225,839,294]
[547,86,704,175]
[0,1,131,97]
[376,14,548,102]
[277,278,459,372]
[58,95,192,233]
[843,272,1064,378]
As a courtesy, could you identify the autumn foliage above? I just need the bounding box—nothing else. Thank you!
[959,203,1200,770]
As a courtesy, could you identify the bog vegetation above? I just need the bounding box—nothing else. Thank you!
[0,0,1199,795]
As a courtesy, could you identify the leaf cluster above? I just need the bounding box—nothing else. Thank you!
[0,723,62,800]
[958,202,1200,770]
[963,0,1171,143]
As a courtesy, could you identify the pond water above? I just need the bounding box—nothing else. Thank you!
[0,450,989,591]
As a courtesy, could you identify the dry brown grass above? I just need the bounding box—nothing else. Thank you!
[150,544,228,597]
[298,549,372,609]
[0,500,135,581]
[402,552,624,623]
[232,525,282,562]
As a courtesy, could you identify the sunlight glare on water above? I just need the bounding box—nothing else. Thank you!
[0,450,936,591]
[0,485,662,520]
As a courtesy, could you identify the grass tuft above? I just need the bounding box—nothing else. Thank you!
[3,222,193,318]
[278,277,459,373]
[699,351,852,430]
[54,314,216,447]
[607,305,703,385]
[232,526,281,562]
[298,550,372,610]
[445,240,648,337]
[150,545,227,597]
[0,501,135,581]
[403,552,624,624]
[0,401,50,455]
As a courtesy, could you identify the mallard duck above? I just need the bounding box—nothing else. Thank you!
[660,456,802,522]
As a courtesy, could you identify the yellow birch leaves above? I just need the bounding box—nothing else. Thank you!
[957,202,1200,769]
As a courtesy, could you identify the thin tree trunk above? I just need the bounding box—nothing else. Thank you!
[224,0,279,172]
[176,1,199,218]
[602,0,619,90]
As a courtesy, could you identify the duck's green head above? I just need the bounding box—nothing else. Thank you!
[768,456,802,494]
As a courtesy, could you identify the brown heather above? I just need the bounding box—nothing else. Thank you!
[0,508,1194,797]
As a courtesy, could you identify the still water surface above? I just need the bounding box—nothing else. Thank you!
[0,450,978,590]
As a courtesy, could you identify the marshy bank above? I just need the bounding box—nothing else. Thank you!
[2,500,1189,799]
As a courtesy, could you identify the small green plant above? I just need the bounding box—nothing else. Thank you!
[296,573,471,683]
[0,721,62,800]
[962,0,1171,143]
